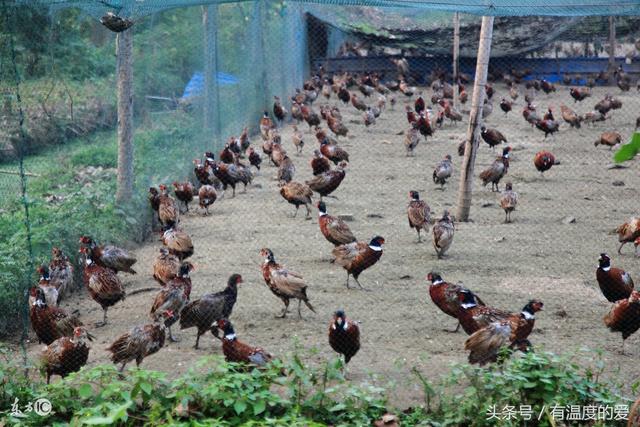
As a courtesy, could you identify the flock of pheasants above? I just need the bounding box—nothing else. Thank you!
[27,61,640,385]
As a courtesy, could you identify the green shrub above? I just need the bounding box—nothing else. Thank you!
[405,349,629,427]
[0,353,387,426]
[0,348,629,426]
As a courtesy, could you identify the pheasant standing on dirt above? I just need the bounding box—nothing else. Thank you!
[407,191,430,243]
[499,182,518,223]
[328,309,360,364]
[432,211,454,258]
[260,248,315,318]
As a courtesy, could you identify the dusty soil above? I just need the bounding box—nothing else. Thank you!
[16,83,640,408]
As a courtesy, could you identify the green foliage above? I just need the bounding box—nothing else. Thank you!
[133,7,204,104]
[0,348,629,426]
[403,349,628,427]
[285,354,387,425]
[614,132,640,163]
[0,354,387,426]
[1,6,207,160]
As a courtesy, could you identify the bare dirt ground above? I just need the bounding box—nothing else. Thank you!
[15,83,640,408]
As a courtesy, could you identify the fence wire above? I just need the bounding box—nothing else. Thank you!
[0,2,639,423]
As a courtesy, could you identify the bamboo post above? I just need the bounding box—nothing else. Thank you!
[452,12,460,109]
[608,16,616,85]
[115,29,134,204]
[455,16,494,222]
[203,5,221,143]
[254,0,269,113]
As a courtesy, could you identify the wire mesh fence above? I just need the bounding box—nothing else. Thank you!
[1,1,640,424]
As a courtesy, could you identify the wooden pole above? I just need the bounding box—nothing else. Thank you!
[455,16,494,222]
[608,16,616,85]
[452,12,460,110]
[256,0,269,112]
[203,5,220,142]
[115,29,134,204]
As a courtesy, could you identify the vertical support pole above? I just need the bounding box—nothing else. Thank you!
[256,0,269,112]
[203,5,220,143]
[115,29,134,205]
[452,14,460,81]
[608,16,616,85]
[455,16,494,222]
[452,12,460,109]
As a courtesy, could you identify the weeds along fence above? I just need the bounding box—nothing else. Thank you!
[1,0,640,417]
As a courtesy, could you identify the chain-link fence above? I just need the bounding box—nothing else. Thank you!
[1,0,640,422]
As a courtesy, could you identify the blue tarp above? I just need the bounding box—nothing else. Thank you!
[182,71,239,99]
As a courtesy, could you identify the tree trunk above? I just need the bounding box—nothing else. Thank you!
[203,5,220,143]
[452,12,460,109]
[455,16,494,222]
[608,16,616,85]
[115,29,134,204]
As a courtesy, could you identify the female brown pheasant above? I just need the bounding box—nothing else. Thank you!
[616,217,640,254]
[41,326,93,384]
[279,181,313,218]
[152,247,180,285]
[317,201,356,247]
[407,191,430,242]
[79,236,137,274]
[162,227,194,260]
[158,184,179,230]
[311,149,331,175]
[150,262,194,342]
[260,248,316,318]
[432,210,454,258]
[79,246,126,326]
[30,287,82,345]
[499,182,518,223]
[107,311,170,371]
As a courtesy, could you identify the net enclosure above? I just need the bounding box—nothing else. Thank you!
[1,0,640,424]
